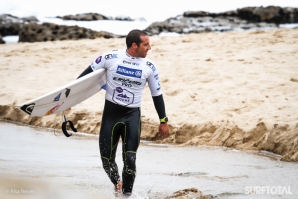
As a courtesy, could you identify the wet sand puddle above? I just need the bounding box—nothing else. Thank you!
[0,120,297,199]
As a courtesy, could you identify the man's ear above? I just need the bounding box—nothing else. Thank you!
[132,42,138,49]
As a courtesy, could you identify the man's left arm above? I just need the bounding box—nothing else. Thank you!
[152,94,169,139]
[146,61,169,138]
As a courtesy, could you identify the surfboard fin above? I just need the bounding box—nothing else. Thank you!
[62,114,77,137]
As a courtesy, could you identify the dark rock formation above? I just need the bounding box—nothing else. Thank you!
[183,10,238,18]
[1,14,122,43]
[56,13,109,21]
[144,6,298,36]
[183,6,298,24]
[144,17,189,35]
[0,34,5,44]
[0,14,38,36]
[237,6,298,24]
[114,15,133,21]
[2,6,298,43]
[56,13,136,21]
[144,15,277,36]
[18,22,122,43]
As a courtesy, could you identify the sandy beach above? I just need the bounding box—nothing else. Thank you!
[0,28,298,162]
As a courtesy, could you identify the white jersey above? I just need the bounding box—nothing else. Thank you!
[90,49,162,108]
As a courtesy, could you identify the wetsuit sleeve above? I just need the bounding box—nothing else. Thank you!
[77,65,93,79]
[152,94,166,119]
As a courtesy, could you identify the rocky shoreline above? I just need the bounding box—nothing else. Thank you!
[18,22,122,43]
[145,6,298,35]
[1,6,298,43]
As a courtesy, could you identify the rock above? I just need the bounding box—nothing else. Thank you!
[21,16,39,23]
[18,22,122,43]
[184,6,298,24]
[237,6,282,24]
[144,15,277,36]
[0,14,38,36]
[144,16,188,35]
[0,34,5,44]
[165,188,213,199]
[114,15,133,21]
[166,188,203,199]
[283,7,298,23]
[145,6,298,35]
[183,10,238,18]
[56,13,109,21]
[57,13,140,22]
[237,6,298,24]
[183,11,210,17]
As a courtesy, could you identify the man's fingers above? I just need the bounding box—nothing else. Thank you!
[163,131,168,139]
[158,123,169,139]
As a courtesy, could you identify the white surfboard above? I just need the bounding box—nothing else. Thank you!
[18,69,106,116]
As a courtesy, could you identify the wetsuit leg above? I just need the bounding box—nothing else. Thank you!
[99,100,141,194]
[99,110,122,185]
[120,107,141,194]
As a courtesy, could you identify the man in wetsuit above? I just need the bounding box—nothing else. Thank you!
[77,29,169,196]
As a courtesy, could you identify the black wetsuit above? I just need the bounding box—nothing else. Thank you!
[77,49,166,194]
[100,100,141,193]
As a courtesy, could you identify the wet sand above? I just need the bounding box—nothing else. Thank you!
[0,120,297,199]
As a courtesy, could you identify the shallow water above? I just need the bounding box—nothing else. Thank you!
[0,120,297,199]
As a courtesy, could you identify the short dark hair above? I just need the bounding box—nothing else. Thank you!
[126,29,148,48]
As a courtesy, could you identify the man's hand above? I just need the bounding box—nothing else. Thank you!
[158,123,169,139]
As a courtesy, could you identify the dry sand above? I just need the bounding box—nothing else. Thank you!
[0,28,297,162]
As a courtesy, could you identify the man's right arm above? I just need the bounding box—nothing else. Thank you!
[78,53,109,79]
[77,65,93,79]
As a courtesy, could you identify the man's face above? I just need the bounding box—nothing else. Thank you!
[135,35,151,58]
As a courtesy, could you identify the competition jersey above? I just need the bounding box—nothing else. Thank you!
[90,49,162,108]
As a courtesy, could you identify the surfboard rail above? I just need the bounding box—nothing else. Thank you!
[18,68,106,116]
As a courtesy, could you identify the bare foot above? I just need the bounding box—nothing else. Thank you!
[114,180,122,193]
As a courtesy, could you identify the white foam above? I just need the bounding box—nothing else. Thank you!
[2,35,19,44]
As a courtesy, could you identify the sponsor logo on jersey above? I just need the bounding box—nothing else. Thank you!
[105,54,118,60]
[123,60,140,66]
[112,87,134,106]
[157,81,161,90]
[95,56,102,64]
[20,103,35,115]
[113,77,142,87]
[146,61,156,72]
[116,65,142,78]
[54,92,61,102]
